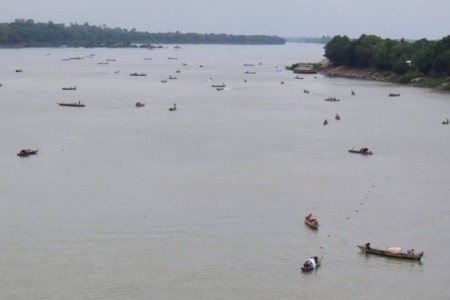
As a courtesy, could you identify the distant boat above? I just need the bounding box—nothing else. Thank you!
[357,243,423,261]
[17,148,39,157]
[106,59,116,62]
[15,69,23,73]
[335,113,341,120]
[216,87,224,91]
[303,89,310,94]
[169,76,177,80]
[324,97,340,102]
[295,76,304,79]
[389,93,400,97]
[62,86,77,91]
[442,118,449,125]
[161,79,168,83]
[135,102,145,107]
[97,62,109,65]
[348,147,373,155]
[351,90,355,95]
[244,63,254,66]
[304,214,319,229]
[244,71,256,74]
[57,102,85,107]
[169,103,177,111]
[301,255,322,272]
[130,73,147,76]
[212,83,226,88]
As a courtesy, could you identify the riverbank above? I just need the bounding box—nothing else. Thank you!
[317,65,450,90]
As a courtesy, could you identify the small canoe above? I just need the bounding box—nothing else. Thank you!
[17,149,39,157]
[389,93,400,97]
[304,214,319,229]
[348,147,373,155]
[58,102,85,107]
[357,244,423,261]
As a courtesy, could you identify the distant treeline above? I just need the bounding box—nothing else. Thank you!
[284,36,332,44]
[0,19,286,47]
[324,34,450,81]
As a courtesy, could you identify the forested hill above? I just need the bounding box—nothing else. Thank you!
[0,19,286,47]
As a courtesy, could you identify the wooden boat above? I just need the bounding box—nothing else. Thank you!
[212,84,226,88]
[357,244,423,261]
[442,119,449,125]
[301,255,323,272]
[389,93,400,97]
[58,102,85,107]
[348,148,373,155]
[17,148,39,157]
[135,102,145,107]
[169,103,177,111]
[295,76,304,79]
[304,214,319,229]
[303,89,310,94]
[325,97,340,102]
[335,113,341,120]
[62,86,76,91]
[130,73,147,76]
[216,87,224,91]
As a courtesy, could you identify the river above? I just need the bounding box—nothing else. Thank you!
[0,43,449,299]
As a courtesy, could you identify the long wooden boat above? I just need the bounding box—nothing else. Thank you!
[212,84,226,88]
[389,93,400,97]
[348,148,373,155]
[62,86,77,91]
[304,214,319,229]
[357,245,423,261]
[301,255,323,272]
[58,102,85,107]
[17,149,39,157]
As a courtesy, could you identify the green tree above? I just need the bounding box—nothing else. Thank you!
[324,35,352,66]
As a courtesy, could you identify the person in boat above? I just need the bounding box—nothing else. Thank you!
[314,256,319,264]
[360,147,369,153]
[365,242,371,249]
[306,213,312,220]
[407,249,415,256]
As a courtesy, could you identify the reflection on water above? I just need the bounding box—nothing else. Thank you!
[0,44,449,299]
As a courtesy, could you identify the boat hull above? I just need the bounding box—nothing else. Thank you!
[17,149,39,157]
[357,245,423,261]
[305,218,319,229]
[58,103,85,107]
[348,150,373,155]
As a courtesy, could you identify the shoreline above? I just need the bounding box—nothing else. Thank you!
[319,66,387,81]
[317,66,450,90]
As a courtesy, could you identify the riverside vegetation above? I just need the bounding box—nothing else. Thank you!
[289,34,450,90]
[0,19,285,48]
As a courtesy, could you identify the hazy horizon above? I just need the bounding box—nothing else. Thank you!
[0,0,448,41]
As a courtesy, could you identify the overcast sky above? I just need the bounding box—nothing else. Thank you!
[0,0,448,40]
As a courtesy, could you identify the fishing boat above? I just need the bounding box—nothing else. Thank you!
[301,255,323,272]
[17,148,39,157]
[335,113,341,120]
[169,103,177,111]
[212,83,226,88]
[357,243,423,261]
[62,86,77,91]
[57,102,85,107]
[130,73,147,76]
[135,102,145,107]
[304,214,319,229]
[325,97,340,102]
[389,93,400,97]
[348,147,373,155]
[303,89,310,94]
